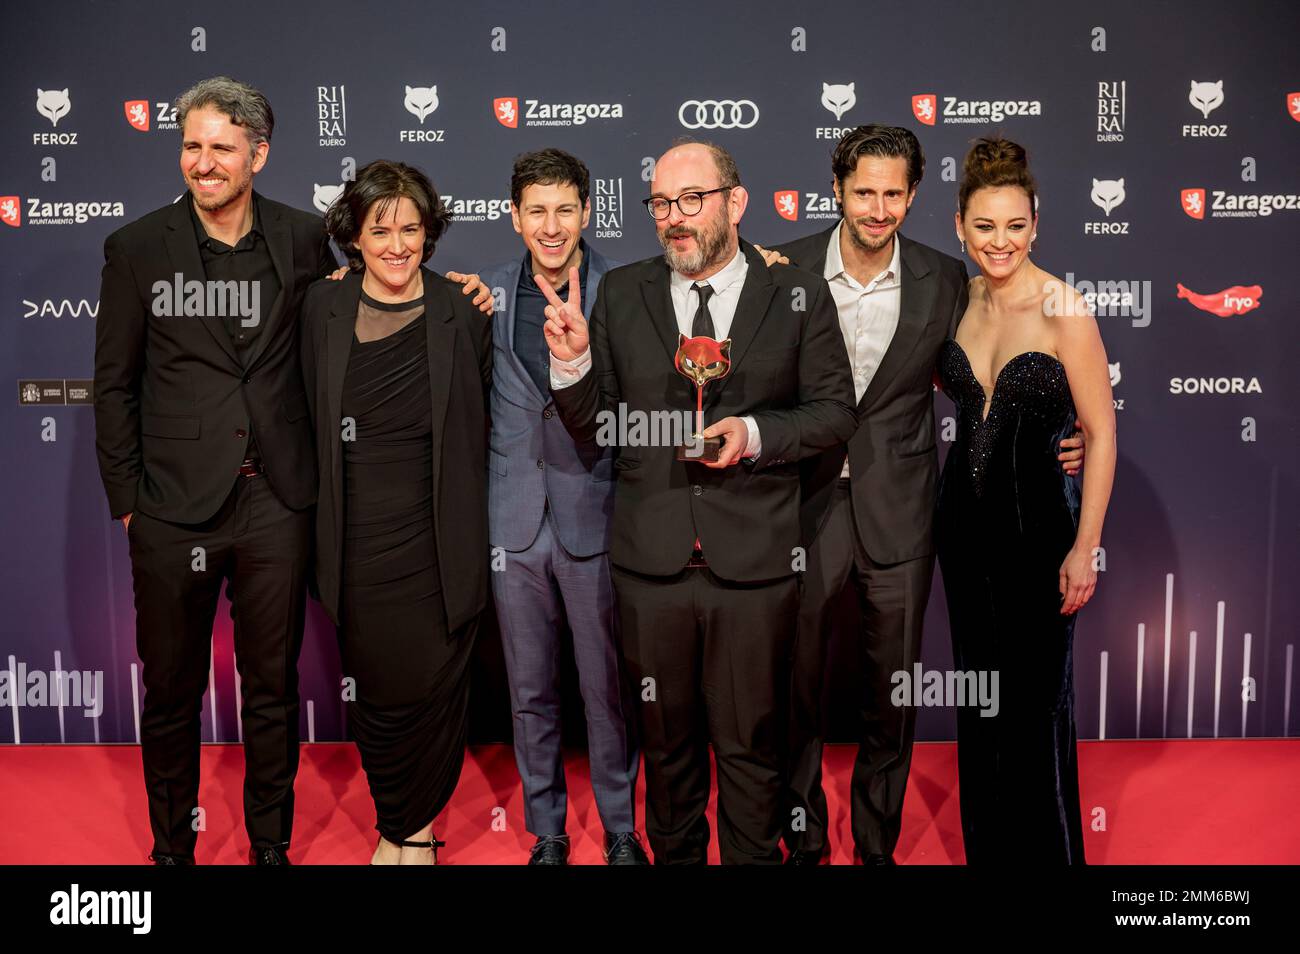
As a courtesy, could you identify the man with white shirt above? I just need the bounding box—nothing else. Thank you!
[771,125,1084,865]
[538,140,857,864]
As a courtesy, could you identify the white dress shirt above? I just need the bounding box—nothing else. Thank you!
[824,222,902,476]
[550,247,762,458]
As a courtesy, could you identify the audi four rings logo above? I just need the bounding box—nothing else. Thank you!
[678,99,759,129]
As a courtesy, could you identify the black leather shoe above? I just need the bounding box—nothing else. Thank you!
[603,831,649,865]
[148,851,195,865]
[248,844,292,865]
[859,852,896,866]
[528,834,570,865]
[784,847,828,866]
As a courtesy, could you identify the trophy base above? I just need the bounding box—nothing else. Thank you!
[676,436,723,463]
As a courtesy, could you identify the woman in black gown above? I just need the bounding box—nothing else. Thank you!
[937,139,1116,864]
[300,161,491,864]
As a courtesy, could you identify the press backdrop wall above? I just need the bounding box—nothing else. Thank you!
[2,0,1296,746]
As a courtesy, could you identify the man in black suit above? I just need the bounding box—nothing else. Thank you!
[539,141,857,864]
[94,76,336,865]
[771,125,1084,864]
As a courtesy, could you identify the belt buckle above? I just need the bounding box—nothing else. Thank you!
[239,457,264,478]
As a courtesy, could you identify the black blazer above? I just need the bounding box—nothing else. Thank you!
[550,240,858,583]
[299,268,492,633]
[94,192,335,522]
[771,226,969,564]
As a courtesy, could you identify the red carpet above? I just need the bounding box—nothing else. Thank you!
[1,741,1296,864]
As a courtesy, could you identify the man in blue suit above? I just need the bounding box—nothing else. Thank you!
[480,149,646,865]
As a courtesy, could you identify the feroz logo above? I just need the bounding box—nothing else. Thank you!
[1090,178,1126,216]
[678,99,758,130]
[774,190,799,221]
[494,97,519,128]
[1184,80,1227,137]
[1176,283,1262,317]
[403,85,439,123]
[312,184,344,213]
[1,197,21,227]
[1288,92,1300,122]
[821,83,855,121]
[36,88,70,126]
[1181,188,1206,219]
[912,93,936,125]
[124,100,149,131]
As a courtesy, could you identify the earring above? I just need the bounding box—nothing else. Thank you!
[960,238,966,254]
[1030,232,1037,252]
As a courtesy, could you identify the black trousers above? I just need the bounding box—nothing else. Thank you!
[127,473,312,857]
[613,563,797,865]
[784,480,933,858]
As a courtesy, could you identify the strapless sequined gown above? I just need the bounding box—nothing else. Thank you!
[935,337,1085,865]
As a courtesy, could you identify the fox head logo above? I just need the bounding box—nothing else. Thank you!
[674,334,732,389]
[773,190,799,221]
[1181,188,1206,219]
[403,85,439,123]
[124,100,149,132]
[821,82,855,122]
[36,88,71,127]
[0,197,21,227]
[1108,362,1121,387]
[912,93,936,126]
[313,183,344,213]
[494,97,519,128]
[1188,80,1224,119]
[1090,178,1126,216]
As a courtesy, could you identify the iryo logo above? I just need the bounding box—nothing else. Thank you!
[773,190,799,221]
[912,93,937,126]
[1176,283,1262,317]
[124,100,150,132]
[0,196,21,227]
[1181,188,1206,219]
[494,97,519,128]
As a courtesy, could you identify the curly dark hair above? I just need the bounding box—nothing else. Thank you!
[323,160,452,272]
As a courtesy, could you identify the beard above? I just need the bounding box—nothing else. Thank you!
[658,207,732,276]
[845,214,898,253]
[188,161,254,213]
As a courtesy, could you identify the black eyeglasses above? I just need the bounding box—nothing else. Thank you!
[642,187,730,220]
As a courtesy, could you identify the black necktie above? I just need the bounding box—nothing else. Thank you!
[691,283,716,339]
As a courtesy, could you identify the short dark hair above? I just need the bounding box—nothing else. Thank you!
[669,136,741,188]
[510,148,590,210]
[324,160,452,272]
[831,125,925,192]
[958,137,1036,217]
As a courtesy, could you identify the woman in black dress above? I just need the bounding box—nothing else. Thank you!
[301,160,491,864]
[937,138,1116,864]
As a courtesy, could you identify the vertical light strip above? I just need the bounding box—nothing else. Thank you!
[1284,645,1293,738]
[233,654,243,745]
[1098,651,1109,740]
[54,650,65,744]
[8,655,20,745]
[1162,573,1174,737]
[1135,623,1145,737]
[307,699,316,744]
[1240,632,1252,738]
[131,661,141,745]
[1187,631,1197,739]
[1213,601,1225,739]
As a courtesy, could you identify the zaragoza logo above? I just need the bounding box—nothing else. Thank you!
[912,94,937,126]
[1,196,21,227]
[494,97,519,128]
[124,100,150,131]
[1176,283,1262,317]
[774,190,798,221]
[1181,188,1206,219]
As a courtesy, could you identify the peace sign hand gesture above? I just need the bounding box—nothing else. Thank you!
[537,267,589,363]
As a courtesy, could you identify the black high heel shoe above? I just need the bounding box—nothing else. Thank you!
[397,835,445,864]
